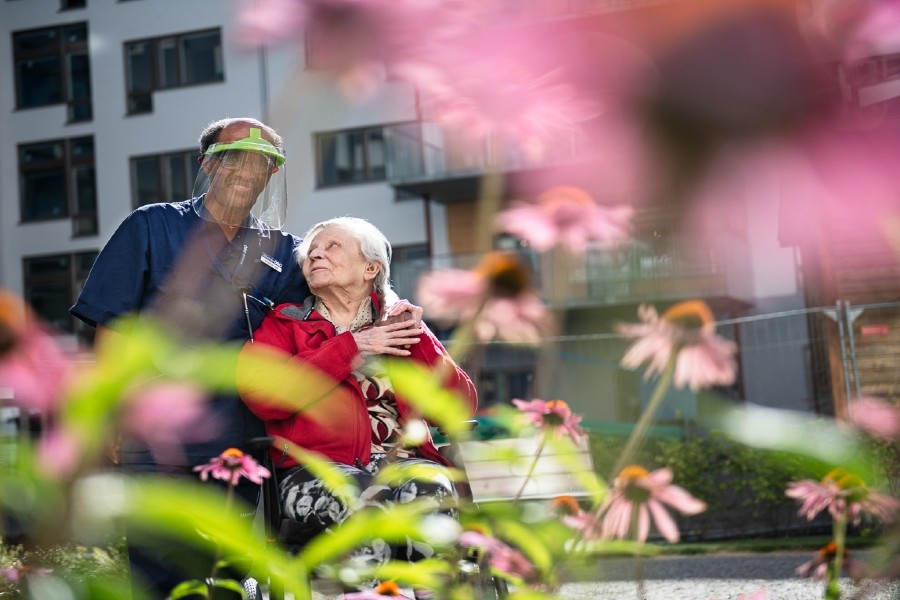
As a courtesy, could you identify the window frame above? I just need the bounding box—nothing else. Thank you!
[18,135,97,236]
[314,122,423,188]
[129,148,201,208]
[23,250,98,341]
[124,28,224,115]
[13,21,91,121]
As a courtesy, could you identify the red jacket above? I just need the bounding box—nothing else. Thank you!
[238,293,477,469]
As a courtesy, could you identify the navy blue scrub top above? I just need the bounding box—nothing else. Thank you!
[71,197,309,466]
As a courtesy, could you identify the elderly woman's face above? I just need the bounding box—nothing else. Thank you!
[303,226,376,294]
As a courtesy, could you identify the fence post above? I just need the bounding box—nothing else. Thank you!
[842,300,865,418]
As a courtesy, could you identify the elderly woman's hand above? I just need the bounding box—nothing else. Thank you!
[383,299,424,326]
[352,319,422,356]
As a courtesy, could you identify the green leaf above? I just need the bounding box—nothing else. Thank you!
[168,579,209,599]
[275,437,359,507]
[706,402,876,482]
[374,460,465,492]
[371,558,453,589]
[298,501,435,567]
[383,360,472,436]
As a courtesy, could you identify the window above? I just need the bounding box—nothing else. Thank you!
[125,28,223,114]
[19,136,97,236]
[130,149,201,208]
[13,22,91,121]
[24,251,98,342]
[315,122,423,187]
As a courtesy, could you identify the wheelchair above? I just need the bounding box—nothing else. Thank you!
[242,434,508,600]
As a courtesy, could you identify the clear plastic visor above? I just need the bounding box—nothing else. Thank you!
[192,148,287,230]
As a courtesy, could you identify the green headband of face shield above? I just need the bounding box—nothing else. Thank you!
[204,127,286,167]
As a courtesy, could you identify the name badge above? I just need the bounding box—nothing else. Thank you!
[261,253,282,272]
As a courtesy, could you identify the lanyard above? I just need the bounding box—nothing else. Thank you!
[201,221,275,342]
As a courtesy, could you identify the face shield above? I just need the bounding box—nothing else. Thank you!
[192,127,287,230]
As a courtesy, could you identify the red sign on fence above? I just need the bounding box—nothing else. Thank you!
[860,324,889,336]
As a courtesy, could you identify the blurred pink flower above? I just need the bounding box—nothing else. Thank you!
[35,426,84,479]
[0,564,53,584]
[194,447,270,487]
[402,18,606,160]
[617,300,737,392]
[121,381,216,466]
[235,0,476,97]
[737,589,769,600]
[458,529,537,583]
[794,541,866,582]
[786,468,900,525]
[495,186,633,255]
[417,251,551,344]
[849,396,900,441]
[0,291,74,414]
[512,398,585,444]
[597,465,706,544]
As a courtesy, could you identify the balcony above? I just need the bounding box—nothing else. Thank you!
[385,121,597,203]
[391,238,728,309]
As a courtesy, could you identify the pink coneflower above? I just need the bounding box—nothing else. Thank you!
[458,529,537,583]
[617,300,737,392]
[848,396,900,441]
[786,468,900,525]
[495,186,633,255]
[194,448,271,487]
[551,495,596,534]
[511,398,585,444]
[793,540,869,582]
[597,465,706,544]
[417,251,552,344]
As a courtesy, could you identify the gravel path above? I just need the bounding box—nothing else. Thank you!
[555,551,899,600]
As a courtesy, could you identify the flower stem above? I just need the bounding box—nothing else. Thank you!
[826,510,848,600]
[631,505,646,600]
[513,435,546,503]
[205,483,235,597]
[612,352,677,478]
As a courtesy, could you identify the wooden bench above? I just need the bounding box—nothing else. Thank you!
[447,434,597,504]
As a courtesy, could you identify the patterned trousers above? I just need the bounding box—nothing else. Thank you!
[278,454,458,568]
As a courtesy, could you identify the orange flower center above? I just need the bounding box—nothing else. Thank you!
[375,580,401,596]
[662,300,714,332]
[824,468,865,490]
[618,465,650,481]
[476,251,531,297]
[222,448,245,459]
[617,464,652,503]
[536,186,595,212]
[550,495,582,515]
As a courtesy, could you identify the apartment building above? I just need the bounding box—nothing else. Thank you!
[4,0,897,425]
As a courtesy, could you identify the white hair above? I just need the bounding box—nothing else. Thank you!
[295,217,397,300]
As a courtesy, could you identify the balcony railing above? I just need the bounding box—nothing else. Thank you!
[391,239,727,308]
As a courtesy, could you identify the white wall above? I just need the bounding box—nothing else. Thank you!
[0,0,435,300]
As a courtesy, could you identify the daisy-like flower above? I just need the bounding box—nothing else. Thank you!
[597,465,706,544]
[193,448,271,487]
[459,529,537,583]
[417,250,552,344]
[344,580,412,599]
[495,186,633,255]
[793,540,869,582]
[849,396,900,441]
[617,300,737,392]
[551,495,596,534]
[786,468,900,525]
[511,398,585,444]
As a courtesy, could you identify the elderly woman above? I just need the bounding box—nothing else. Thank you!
[238,216,477,571]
